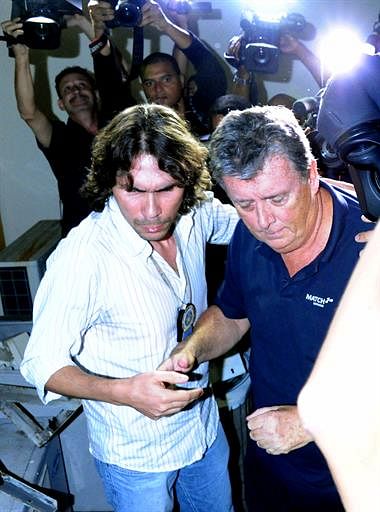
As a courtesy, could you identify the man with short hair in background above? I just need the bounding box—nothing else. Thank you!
[88,0,227,136]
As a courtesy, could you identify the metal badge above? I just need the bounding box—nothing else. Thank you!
[177,303,196,342]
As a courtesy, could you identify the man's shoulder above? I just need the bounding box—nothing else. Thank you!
[50,214,102,259]
[194,191,237,219]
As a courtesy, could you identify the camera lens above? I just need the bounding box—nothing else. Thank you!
[23,19,61,49]
[116,2,143,27]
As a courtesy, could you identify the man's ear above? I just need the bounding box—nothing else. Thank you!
[57,98,65,111]
[309,159,319,194]
[212,114,225,130]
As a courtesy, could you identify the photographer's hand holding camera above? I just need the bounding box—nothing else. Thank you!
[226,34,256,103]
[139,1,227,135]
[1,15,113,235]
[64,12,95,40]
[87,1,135,118]
[280,32,325,87]
[87,0,227,135]
[139,0,192,48]
[1,17,53,147]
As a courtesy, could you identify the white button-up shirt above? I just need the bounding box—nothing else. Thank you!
[21,193,238,471]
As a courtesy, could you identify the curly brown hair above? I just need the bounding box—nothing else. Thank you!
[82,104,211,214]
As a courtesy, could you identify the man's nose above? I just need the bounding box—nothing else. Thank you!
[144,193,161,218]
[154,81,164,94]
[256,203,275,230]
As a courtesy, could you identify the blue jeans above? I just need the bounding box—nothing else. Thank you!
[94,423,234,512]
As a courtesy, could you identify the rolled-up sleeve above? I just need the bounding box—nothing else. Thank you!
[20,236,99,404]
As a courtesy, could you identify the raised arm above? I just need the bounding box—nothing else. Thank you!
[2,18,52,148]
[225,35,255,103]
[140,0,192,50]
[280,33,326,88]
[164,3,192,77]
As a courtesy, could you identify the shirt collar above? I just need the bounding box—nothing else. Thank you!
[317,179,352,263]
[254,179,356,272]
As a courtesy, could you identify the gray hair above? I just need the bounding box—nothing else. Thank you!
[209,105,314,183]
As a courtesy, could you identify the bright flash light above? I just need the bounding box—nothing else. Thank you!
[241,0,297,22]
[27,16,57,24]
[319,27,374,76]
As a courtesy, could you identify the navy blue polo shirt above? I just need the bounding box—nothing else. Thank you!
[216,181,370,405]
[215,181,373,497]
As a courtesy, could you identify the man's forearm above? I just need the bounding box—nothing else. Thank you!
[160,19,192,49]
[14,51,36,119]
[295,42,323,87]
[45,365,118,403]
[45,364,205,420]
[185,305,250,364]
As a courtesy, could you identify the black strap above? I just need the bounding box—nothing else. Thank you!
[129,26,144,80]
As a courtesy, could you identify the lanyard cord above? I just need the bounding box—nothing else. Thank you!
[150,237,192,308]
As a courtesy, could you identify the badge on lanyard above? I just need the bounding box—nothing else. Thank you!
[177,303,196,342]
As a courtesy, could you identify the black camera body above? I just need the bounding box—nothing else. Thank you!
[317,54,380,220]
[107,0,146,28]
[227,12,305,74]
[10,0,81,49]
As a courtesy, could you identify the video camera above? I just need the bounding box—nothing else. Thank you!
[291,93,349,182]
[225,11,306,74]
[8,0,82,49]
[316,54,380,220]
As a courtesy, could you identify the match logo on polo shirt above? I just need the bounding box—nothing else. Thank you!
[305,293,334,308]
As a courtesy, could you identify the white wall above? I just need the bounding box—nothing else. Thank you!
[0,0,379,244]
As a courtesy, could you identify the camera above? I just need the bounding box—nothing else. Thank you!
[292,92,352,182]
[292,94,321,129]
[106,0,146,28]
[9,0,82,49]
[225,11,306,74]
[317,53,380,220]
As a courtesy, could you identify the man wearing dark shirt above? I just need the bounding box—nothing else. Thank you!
[160,105,373,512]
[2,16,132,236]
[88,0,227,136]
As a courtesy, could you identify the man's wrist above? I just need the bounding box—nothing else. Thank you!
[89,32,109,55]
[233,71,252,86]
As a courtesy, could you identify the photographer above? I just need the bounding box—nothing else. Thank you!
[88,0,227,136]
[225,31,325,105]
[1,14,132,236]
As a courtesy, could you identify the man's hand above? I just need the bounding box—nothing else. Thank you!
[157,341,197,374]
[1,18,28,56]
[163,1,189,29]
[64,13,95,40]
[226,34,242,59]
[355,215,376,245]
[140,0,170,31]
[279,33,301,55]
[247,405,313,455]
[111,370,203,420]
[88,0,115,39]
